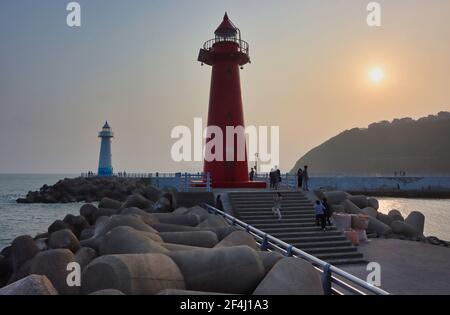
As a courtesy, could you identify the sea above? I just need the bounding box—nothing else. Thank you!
[0,174,449,250]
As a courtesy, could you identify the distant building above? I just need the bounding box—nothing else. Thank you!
[98,121,114,176]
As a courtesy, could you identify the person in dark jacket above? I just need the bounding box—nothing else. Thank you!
[297,168,303,190]
[322,197,332,226]
[216,195,224,211]
[249,168,255,181]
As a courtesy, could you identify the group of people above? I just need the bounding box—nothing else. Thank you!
[314,198,332,231]
[296,165,309,191]
[269,167,282,190]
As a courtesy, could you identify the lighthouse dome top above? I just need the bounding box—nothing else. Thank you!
[214,13,238,38]
[103,121,110,129]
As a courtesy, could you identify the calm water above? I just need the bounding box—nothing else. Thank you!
[377,197,450,241]
[0,174,82,250]
[1,175,449,250]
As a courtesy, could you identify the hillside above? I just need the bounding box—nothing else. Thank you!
[292,112,450,176]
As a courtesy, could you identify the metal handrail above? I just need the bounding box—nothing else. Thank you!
[203,38,249,56]
[202,203,389,296]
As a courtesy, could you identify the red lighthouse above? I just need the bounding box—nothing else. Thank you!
[198,13,266,188]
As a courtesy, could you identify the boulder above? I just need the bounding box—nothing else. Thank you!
[331,205,345,213]
[351,214,370,230]
[332,213,352,230]
[89,289,125,295]
[185,206,210,221]
[159,231,218,248]
[80,203,98,223]
[361,207,378,218]
[391,221,420,238]
[66,216,90,239]
[30,249,79,295]
[253,258,324,295]
[153,196,172,213]
[405,211,425,236]
[48,229,80,253]
[341,199,363,215]
[99,226,167,255]
[196,216,230,229]
[7,257,33,285]
[10,235,39,272]
[367,198,379,210]
[167,246,265,294]
[214,231,258,251]
[75,247,98,271]
[257,251,284,274]
[141,186,162,202]
[348,195,369,209]
[171,191,215,209]
[388,209,405,222]
[208,226,242,241]
[120,207,159,225]
[376,213,394,226]
[121,194,153,210]
[80,227,95,241]
[172,207,190,215]
[81,254,185,295]
[323,191,350,205]
[48,220,70,235]
[151,223,201,233]
[99,197,123,209]
[367,217,392,236]
[153,213,201,227]
[92,208,121,221]
[0,275,58,295]
[161,243,206,252]
[0,255,13,287]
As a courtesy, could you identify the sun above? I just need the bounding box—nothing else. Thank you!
[369,67,384,83]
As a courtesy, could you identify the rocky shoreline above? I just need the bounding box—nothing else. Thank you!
[317,190,450,246]
[1,184,325,295]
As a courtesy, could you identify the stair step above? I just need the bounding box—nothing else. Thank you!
[290,240,353,249]
[304,246,358,255]
[241,218,314,224]
[271,231,341,238]
[239,214,315,220]
[251,222,319,229]
[314,252,364,261]
[281,235,347,243]
[235,207,314,211]
[258,226,333,233]
[325,257,367,266]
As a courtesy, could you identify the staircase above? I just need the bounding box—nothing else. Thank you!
[228,191,366,265]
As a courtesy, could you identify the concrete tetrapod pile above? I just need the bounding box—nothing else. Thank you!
[1,187,324,295]
[317,190,448,246]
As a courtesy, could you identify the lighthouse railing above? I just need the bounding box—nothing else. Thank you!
[203,38,249,56]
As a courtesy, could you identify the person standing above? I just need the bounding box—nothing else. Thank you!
[302,165,309,191]
[249,168,255,181]
[272,192,283,220]
[269,168,275,189]
[314,200,326,231]
[276,167,281,190]
[322,197,332,226]
[297,168,303,190]
[216,195,224,211]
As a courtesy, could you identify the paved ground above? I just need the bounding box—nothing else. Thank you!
[340,238,450,295]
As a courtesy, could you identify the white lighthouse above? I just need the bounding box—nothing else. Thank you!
[98,121,114,176]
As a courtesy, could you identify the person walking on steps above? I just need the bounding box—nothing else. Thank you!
[314,200,327,231]
[302,165,309,191]
[249,168,255,181]
[272,192,283,220]
[322,197,332,226]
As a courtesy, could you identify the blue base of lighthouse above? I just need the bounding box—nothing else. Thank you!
[98,167,113,177]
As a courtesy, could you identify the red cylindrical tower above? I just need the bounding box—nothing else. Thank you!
[198,13,266,188]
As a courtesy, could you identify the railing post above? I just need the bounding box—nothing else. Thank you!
[285,245,294,257]
[206,172,211,192]
[260,234,269,251]
[322,264,333,296]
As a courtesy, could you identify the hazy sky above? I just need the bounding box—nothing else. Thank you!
[1,0,449,174]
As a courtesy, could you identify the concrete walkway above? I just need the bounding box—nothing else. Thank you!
[340,238,450,294]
